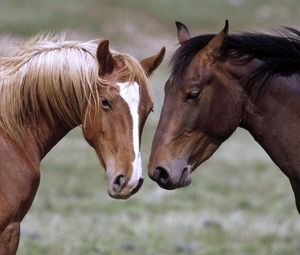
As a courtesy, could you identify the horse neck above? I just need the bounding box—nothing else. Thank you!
[0,112,76,171]
[0,46,96,162]
[30,115,76,158]
[240,73,300,178]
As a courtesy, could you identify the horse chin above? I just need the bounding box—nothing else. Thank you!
[108,191,131,200]
[175,170,192,189]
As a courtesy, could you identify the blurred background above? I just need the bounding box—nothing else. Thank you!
[1,0,300,254]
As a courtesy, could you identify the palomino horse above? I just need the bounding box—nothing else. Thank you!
[149,21,300,214]
[0,35,165,254]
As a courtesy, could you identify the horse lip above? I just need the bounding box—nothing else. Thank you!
[130,178,144,195]
[178,166,192,188]
[108,191,129,199]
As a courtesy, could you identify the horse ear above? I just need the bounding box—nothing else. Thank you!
[205,20,229,59]
[97,39,114,76]
[176,21,190,43]
[140,47,166,76]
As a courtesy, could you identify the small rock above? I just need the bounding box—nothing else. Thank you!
[120,242,135,251]
[175,242,199,253]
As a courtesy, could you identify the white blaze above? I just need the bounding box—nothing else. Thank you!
[117,82,143,185]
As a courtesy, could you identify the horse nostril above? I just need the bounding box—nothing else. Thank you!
[112,174,126,193]
[155,166,170,184]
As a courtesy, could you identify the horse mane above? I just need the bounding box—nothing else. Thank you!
[0,34,149,144]
[171,27,300,89]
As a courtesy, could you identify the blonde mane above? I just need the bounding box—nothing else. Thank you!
[0,34,149,144]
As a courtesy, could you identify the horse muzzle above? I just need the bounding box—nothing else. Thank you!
[107,175,144,199]
[148,160,192,190]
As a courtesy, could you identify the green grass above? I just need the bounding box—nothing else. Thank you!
[0,0,299,254]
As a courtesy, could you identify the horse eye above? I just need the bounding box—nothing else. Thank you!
[101,98,111,110]
[186,90,201,101]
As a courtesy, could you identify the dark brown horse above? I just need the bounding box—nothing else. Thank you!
[148,21,300,214]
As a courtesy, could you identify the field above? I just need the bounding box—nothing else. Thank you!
[1,1,300,254]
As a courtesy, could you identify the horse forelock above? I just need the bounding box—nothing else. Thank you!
[0,35,149,145]
[98,53,150,91]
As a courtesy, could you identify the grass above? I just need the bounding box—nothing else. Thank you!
[0,1,299,254]
[18,127,300,255]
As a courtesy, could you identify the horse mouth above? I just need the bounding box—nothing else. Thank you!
[130,178,144,195]
[108,178,144,199]
[177,167,192,188]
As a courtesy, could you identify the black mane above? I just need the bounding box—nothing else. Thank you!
[171,28,300,89]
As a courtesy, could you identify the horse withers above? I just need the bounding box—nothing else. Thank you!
[148,21,300,214]
[0,35,165,254]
